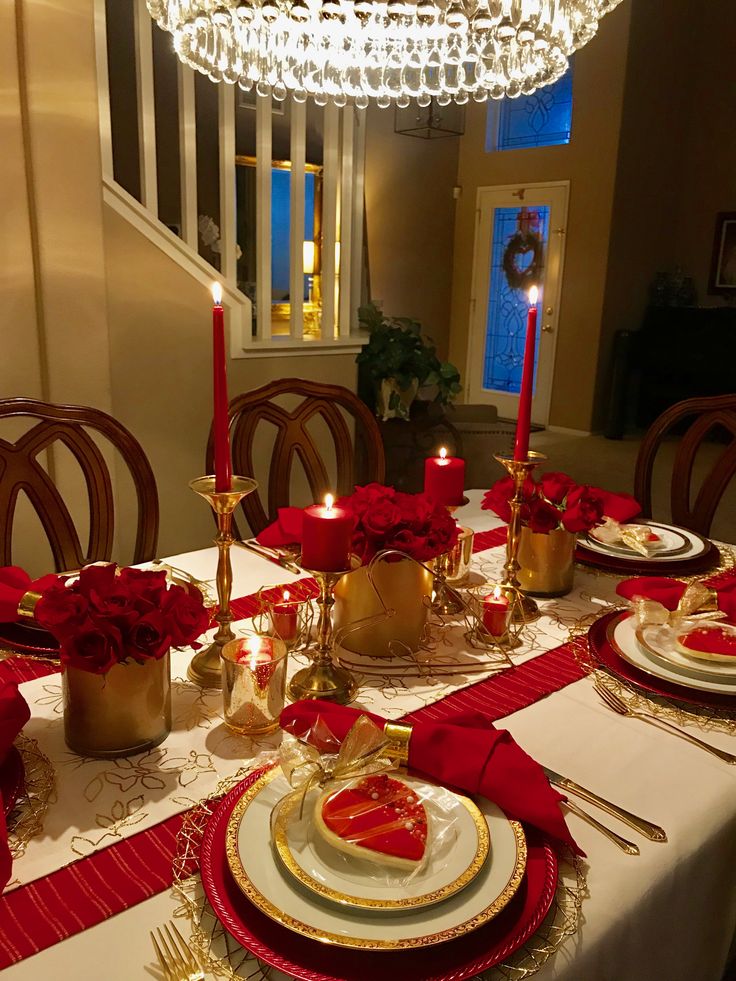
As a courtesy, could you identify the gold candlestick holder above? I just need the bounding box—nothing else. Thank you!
[494,452,546,624]
[189,475,258,689]
[288,566,357,705]
[431,497,469,617]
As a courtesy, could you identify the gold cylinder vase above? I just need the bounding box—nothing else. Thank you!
[63,653,171,758]
[333,559,434,657]
[517,527,576,597]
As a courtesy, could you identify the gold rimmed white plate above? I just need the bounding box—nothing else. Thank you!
[636,623,736,681]
[273,774,490,912]
[607,613,736,696]
[225,768,527,951]
[584,522,691,559]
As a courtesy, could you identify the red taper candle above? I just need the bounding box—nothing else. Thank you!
[301,494,353,571]
[212,282,232,492]
[424,447,465,506]
[513,285,539,462]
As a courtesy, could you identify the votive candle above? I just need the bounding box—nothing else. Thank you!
[483,586,510,638]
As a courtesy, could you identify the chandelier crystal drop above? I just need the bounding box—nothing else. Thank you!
[147,0,623,106]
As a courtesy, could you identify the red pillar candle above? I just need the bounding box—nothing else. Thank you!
[301,494,353,571]
[513,285,539,462]
[424,447,465,506]
[212,282,232,492]
[272,589,299,643]
[483,586,510,638]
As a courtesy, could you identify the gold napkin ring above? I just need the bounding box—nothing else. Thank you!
[17,590,42,620]
[384,722,412,765]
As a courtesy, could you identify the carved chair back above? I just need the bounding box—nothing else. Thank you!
[634,394,736,536]
[207,379,385,535]
[0,398,159,571]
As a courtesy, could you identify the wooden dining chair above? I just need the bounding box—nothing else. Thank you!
[634,394,736,536]
[0,398,159,571]
[207,379,386,535]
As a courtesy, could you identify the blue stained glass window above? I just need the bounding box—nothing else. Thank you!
[487,67,573,152]
[482,206,549,394]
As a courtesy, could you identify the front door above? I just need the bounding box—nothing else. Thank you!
[466,182,569,424]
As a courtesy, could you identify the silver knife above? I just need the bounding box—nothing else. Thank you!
[236,539,303,575]
[543,765,667,842]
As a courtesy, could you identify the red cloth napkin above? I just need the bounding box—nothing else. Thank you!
[280,700,583,855]
[0,567,57,624]
[616,576,736,623]
[597,490,642,524]
[0,681,31,892]
[256,508,304,549]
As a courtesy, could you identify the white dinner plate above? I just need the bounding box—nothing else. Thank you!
[273,773,490,912]
[609,614,736,696]
[225,768,527,951]
[636,623,736,682]
[582,522,701,562]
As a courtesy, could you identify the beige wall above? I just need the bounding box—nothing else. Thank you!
[448,2,631,432]
[364,106,459,359]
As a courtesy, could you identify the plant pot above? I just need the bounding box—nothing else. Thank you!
[63,652,171,758]
[517,527,576,597]
[333,558,434,657]
[376,378,419,421]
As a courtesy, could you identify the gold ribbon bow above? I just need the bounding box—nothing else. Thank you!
[596,517,657,556]
[271,715,398,837]
[633,581,720,631]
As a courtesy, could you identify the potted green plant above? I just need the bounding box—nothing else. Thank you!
[356,303,462,421]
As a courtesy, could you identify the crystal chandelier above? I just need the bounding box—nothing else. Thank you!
[147,0,623,107]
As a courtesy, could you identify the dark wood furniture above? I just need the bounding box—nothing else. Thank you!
[0,398,159,571]
[208,379,385,535]
[634,394,736,536]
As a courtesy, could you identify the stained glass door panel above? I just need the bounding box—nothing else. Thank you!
[467,184,568,424]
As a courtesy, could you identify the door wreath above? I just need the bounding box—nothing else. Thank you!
[502,231,544,292]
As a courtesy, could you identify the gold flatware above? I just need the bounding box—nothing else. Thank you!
[594,677,736,765]
[562,797,640,855]
[543,766,666,842]
[150,921,205,981]
[236,538,302,575]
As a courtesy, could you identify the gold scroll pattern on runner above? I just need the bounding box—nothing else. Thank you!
[171,762,586,981]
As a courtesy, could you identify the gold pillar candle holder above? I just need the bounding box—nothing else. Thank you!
[431,497,470,617]
[189,475,259,689]
[494,452,546,623]
[288,566,357,705]
[254,586,314,650]
[221,634,288,735]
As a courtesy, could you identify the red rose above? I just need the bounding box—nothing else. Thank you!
[363,501,403,539]
[539,472,577,506]
[61,624,122,674]
[526,498,562,534]
[161,583,210,648]
[87,585,140,629]
[116,567,168,611]
[482,475,537,524]
[127,612,170,662]
[74,564,117,599]
[562,486,605,533]
[36,584,90,640]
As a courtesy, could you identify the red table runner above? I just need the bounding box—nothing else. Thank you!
[0,521,594,969]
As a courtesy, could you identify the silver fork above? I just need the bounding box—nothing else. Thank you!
[150,921,205,981]
[594,677,736,765]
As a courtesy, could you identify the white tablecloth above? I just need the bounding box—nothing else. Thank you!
[4,491,736,981]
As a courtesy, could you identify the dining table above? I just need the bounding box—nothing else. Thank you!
[2,489,736,981]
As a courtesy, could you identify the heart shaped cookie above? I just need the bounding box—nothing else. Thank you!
[676,624,736,663]
[314,773,428,870]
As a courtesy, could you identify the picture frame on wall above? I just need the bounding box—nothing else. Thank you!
[709,212,736,294]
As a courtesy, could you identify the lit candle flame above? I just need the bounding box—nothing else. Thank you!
[246,634,262,670]
[212,282,223,306]
[283,589,290,602]
[439,447,447,460]
[492,585,502,600]
[528,285,538,306]
[324,493,334,512]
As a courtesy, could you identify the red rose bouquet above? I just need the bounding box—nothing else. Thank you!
[339,483,460,564]
[482,472,638,535]
[35,564,210,674]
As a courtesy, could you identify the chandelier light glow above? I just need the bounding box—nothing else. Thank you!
[147,0,623,106]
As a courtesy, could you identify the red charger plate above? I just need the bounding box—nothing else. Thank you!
[0,621,59,659]
[200,771,558,981]
[576,539,720,577]
[589,612,736,709]
[0,747,25,816]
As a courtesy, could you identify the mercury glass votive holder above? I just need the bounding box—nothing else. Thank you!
[221,635,288,736]
[255,586,313,649]
[445,526,475,585]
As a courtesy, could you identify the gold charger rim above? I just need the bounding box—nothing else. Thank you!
[273,777,490,911]
[224,767,528,951]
